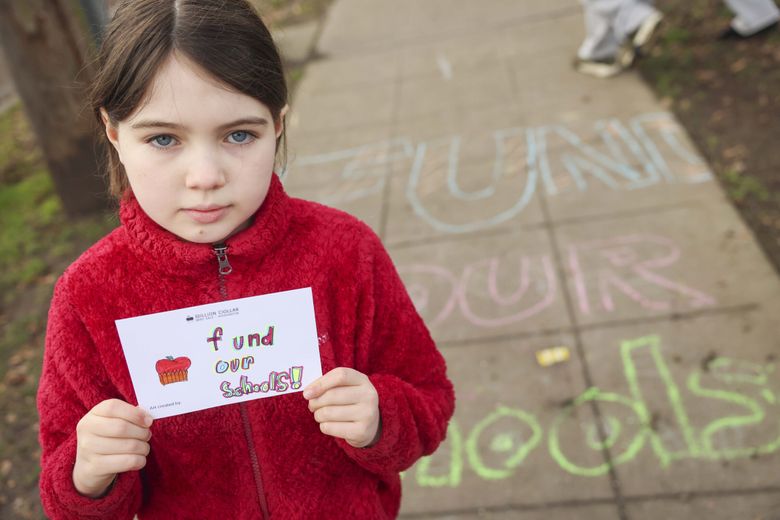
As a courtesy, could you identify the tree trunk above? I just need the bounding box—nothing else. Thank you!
[0,0,108,215]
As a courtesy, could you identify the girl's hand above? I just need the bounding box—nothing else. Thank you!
[304,367,381,448]
[72,399,153,498]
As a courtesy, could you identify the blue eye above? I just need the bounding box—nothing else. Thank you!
[228,131,253,144]
[151,135,174,147]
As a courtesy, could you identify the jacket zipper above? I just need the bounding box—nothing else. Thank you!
[212,244,270,520]
[213,244,232,299]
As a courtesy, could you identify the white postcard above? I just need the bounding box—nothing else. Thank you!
[115,287,322,419]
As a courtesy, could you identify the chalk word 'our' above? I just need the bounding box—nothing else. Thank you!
[400,234,715,330]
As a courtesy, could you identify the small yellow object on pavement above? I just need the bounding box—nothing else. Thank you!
[536,346,571,367]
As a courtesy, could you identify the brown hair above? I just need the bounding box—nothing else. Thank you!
[90,0,288,199]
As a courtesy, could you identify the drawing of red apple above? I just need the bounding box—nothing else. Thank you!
[156,356,191,385]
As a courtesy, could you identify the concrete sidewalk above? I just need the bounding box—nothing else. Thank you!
[282,1,780,518]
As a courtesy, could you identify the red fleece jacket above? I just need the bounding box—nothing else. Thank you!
[37,174,455,519]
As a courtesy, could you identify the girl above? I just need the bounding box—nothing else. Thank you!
[37,1,454,518]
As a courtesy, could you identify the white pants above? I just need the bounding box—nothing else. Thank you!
[724,0,780,35]
[578,0,658,60]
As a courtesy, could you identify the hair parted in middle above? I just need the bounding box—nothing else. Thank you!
[90,0,289,199]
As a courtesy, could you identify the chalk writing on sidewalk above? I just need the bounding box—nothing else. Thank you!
[399,234,715,329]
[399,255,556,328]
[567,234,716,315]
[284,112,711,233]
[405,335,777,487]
[287,138,413,203]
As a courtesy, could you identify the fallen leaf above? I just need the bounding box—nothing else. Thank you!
[730,57,747,73]
[722,144,748,160]
[695,69,717,82]
[4,368,28,387]
[710,110,725,124]
[8,353,24,367]
[729,160,746,173]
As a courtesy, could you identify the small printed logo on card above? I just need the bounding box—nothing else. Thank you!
[185,307,240,323]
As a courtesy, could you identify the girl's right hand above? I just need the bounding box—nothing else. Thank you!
[72,399,154,498]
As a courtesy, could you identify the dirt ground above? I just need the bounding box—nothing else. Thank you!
[637,0,780,274]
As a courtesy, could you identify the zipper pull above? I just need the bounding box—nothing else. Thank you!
[213,244,233,275]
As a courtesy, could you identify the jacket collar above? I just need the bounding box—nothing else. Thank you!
[119,173,291,276]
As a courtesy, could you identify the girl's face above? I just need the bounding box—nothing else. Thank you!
[102,53,287,244]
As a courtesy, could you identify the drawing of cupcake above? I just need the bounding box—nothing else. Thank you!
[155,356,191,385]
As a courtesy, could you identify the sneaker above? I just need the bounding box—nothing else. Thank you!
[631,10,663,53]
[573,55,628,78]
[610,9,661,70]
[718,21,778,40]
[616,42,637,68]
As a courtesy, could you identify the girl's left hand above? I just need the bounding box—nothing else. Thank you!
[303,367,381,448]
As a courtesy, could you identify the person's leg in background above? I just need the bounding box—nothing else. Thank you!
[576,0,662,78]
[720,0,779,38]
